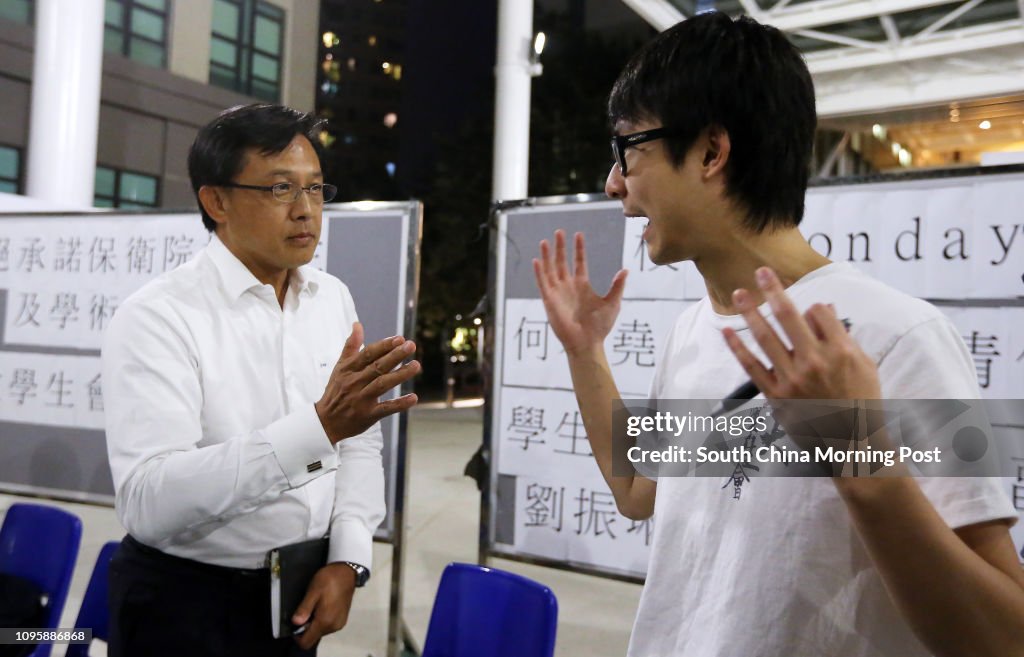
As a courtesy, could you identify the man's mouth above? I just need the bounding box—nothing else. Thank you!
[624,213,651,240]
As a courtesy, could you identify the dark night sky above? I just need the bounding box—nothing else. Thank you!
[398,0,499,196]
[394,0,650,196]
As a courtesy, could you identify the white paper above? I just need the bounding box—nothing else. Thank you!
[501,298,687,396]
[1,215,330,350]
[876,189,929,298]
[971,179,1024,299]
[923,186,974,299]
[507,472,651,577]
[803,179,1024,298]
[0,352,104,430]
[620,216,699,301]
[838,190,884,284]
[498,387,606,480]
[0,216,208,290]
[939,306,1024,399]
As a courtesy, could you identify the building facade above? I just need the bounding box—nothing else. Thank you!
[0,0,321,209]
[316,0,406,201]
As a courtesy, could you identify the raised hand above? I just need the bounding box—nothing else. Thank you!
[532,230,628,357]
[722,267,881,401]
[314,322,419,444]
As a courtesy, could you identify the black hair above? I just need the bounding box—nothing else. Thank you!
[187,104,326,232]
[608,12,816,231]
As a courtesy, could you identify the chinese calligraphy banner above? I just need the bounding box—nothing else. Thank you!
[0,215,211,350]
[0,204,421,544]
[488,199,689,581]
[486,166,1024,582]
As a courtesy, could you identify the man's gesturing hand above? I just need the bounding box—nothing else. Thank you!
[722,267,881,401]
[533,230,628,357]
[315,322,419,444]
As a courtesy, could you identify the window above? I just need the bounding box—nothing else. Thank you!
[0,0,33,25]
[210,0,284,102]
[0,146,22,194]
[94,166,160,208]
[104,0,170,68]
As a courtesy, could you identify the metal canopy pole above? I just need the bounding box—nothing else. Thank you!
[26,0,104,208]
[491,0,535,203]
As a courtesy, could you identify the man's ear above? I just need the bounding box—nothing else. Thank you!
[197,186,229,229]
[701,125,731,180]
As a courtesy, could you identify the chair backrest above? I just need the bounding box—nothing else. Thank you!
[422,562,558,657]
[64,541,120,657]
[0,503,83,657]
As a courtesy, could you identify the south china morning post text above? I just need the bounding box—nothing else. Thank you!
[610,399,1021,479]
[624,411,940,467]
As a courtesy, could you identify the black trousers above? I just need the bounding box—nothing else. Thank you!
[108,535,317,657]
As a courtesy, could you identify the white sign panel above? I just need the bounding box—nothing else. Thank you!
[502,299,684,396]
[0,214,330,424]
[802,174,1024,299]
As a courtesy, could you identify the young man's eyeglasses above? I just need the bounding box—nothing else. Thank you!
[610,127,671,176]
[221,181,338,204]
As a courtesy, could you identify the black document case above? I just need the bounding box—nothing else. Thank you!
[268,537,329,638]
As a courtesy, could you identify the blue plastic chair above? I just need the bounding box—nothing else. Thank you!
[0,503,83,657]
[64,541,119,657]
[422,563,558,657]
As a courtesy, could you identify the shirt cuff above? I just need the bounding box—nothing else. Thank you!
[265,406,338,488]
[329,519,374,572]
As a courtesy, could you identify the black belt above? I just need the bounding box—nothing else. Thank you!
[122,535,269,578]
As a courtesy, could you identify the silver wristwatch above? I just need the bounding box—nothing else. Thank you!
[343,561,370,587]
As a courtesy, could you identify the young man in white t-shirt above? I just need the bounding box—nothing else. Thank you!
[533,12,1022,657]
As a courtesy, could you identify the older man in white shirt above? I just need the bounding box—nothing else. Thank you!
[102,103,419,657]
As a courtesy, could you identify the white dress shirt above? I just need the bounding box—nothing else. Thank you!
[103,234,385,570]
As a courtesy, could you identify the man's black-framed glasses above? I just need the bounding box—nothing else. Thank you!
[221,181,338,204]
[611,127,671,176]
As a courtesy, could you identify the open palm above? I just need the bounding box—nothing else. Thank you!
[533,230,628,357]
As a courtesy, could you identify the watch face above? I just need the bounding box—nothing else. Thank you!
[346,562,369,586]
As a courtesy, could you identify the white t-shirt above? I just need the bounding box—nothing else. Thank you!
[628,262,1016,657]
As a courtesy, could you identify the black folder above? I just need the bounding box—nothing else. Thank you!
[268,537,329,638]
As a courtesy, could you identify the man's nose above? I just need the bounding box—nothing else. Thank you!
[605,163,625,199]
[291,188,316,219]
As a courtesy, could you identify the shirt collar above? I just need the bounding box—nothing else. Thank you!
[206,233,320,301]
[288,262,320,298]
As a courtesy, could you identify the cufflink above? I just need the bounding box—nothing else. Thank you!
[306,460,323,473]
